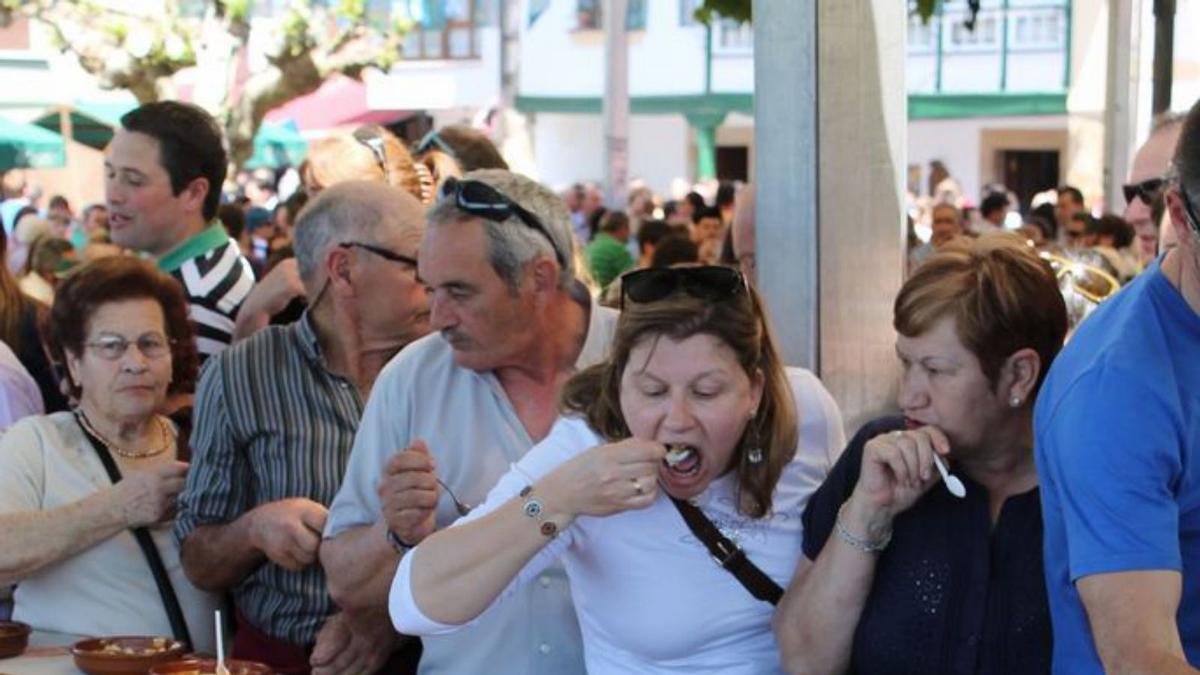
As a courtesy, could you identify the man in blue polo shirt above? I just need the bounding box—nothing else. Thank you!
[1036,97,1200,673]
[106,101,255,361]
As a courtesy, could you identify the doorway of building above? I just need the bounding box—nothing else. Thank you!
[717,145,749,183]
[1000,149,1059,212]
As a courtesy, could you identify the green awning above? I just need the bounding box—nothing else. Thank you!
[34,102,308,168]
[243,121,307,169]
[0,116,66,169]
[33,102,135,150]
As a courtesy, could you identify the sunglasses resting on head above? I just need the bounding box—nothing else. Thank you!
[619,265,747,310]
[440,177,567,268]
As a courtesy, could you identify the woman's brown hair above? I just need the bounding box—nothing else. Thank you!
[48,256,198,397]
[0,225,28,350]
[561,281,798,518]
[895,232,1068,394]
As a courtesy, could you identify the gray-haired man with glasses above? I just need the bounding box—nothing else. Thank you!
[1036,98,1200,673]
[176,181,430,674]
[323,169,617,674]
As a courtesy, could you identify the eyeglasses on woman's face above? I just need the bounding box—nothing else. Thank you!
[85,332,173,361]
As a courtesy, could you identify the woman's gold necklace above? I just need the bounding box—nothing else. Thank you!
[76,409,172,459]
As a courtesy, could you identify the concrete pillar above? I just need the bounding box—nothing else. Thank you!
[603,0,630,209]
[754,0,820,371]
[1104,0,1137,213]
[754,0,906,430]
[817,0,907,430]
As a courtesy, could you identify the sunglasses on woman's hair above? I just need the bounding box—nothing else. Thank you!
[1122,177,1164,206]
[439,177,566,267]
[414,129,455,158]
[352,126,391,183]
[620,266,746,309]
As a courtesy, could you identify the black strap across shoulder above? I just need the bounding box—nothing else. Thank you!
[73,411,194,650]
[669,496,783,605]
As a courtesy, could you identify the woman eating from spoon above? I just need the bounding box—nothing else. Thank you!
[391,265,845,673]
[775,233,1068,675]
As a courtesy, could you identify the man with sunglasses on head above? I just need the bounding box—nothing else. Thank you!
[322,170,616,675]
[1036,99,1200,673]
[1123,112,1186,269]
[176,181,431,675]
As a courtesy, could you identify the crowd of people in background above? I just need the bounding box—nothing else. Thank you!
[0,94,1193,675]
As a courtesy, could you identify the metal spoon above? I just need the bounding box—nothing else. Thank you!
[932,453,967,498]
[215,610,229,675]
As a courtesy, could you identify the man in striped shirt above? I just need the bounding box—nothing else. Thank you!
[175,181,431,674]
[106,101,255,361]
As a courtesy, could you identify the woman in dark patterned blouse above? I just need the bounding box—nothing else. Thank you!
[774,233,1068,675]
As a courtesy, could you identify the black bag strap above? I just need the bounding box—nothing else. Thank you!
[73,411,194,650]
[669,496,783,605]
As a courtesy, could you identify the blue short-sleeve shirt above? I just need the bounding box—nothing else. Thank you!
[1035,258,1200,673]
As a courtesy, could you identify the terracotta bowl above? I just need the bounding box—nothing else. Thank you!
[149,658,273,674]
[71,636,187,675]
[0,621,31,658]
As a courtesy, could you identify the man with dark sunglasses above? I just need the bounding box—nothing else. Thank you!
[1036,99,1200,674]
[1123,113,1186,268]
[177,181,430,675]
[323,169,616,675]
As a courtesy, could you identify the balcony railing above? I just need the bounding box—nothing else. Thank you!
[907,0,1070,94]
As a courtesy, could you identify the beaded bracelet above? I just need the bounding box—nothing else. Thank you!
[834,502,892,552]
[519,485,559,538]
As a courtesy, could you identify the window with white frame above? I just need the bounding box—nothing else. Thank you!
[395,0,481,60]
[576,0,647,31]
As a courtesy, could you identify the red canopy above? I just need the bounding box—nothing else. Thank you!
[266,74,410,131]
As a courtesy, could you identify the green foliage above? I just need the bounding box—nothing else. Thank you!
[220,0,250,24]
[693,0,750,25]
[104,19,127,42]
[336,0,366,23]
[689,0,977,29]
[912,0,980,28]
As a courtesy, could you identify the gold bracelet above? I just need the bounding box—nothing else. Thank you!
[834,502,891,552]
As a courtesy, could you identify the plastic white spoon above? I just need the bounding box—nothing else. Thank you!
[215,610,229,675]
[932,453,966,498]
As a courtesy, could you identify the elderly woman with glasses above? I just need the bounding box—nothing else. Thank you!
[774,233,1069,675]
[0,256,219,651]
[388,265,846,673]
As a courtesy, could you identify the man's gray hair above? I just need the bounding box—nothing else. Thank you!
[293,181,421,291]
[427,169,576,290]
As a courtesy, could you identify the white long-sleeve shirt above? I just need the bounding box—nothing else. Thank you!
[392,368,845,674]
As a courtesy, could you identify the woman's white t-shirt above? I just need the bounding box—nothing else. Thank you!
[0,412,220,652]
[393,368,845,674]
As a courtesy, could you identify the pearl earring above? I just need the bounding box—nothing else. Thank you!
[1010,396,1022,407]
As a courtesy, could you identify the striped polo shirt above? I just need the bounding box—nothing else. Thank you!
[174,312,361,646]
[157,222,255,360]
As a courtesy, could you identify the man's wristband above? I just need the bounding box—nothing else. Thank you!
[386,528,416,553]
